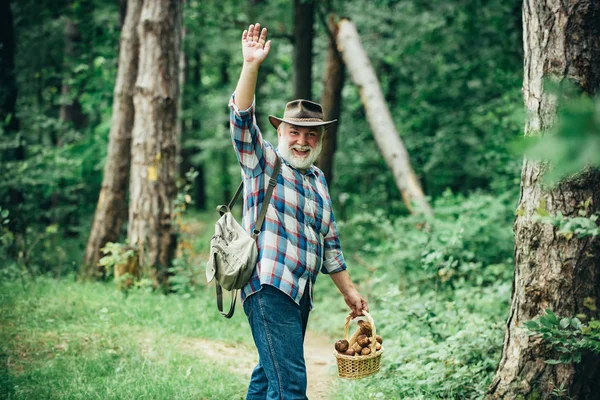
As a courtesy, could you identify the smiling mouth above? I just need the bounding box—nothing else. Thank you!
[292,148,310,157]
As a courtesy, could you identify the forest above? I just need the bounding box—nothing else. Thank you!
[1,0,599,399]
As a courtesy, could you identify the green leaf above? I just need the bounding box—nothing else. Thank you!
[523,320,540,330]
[570,318,583,330]
[558,354,573,364]
[546,309,559,325]
[560,318,570,329]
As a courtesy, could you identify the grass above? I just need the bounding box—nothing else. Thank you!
[0,276,254,400]
[0,195,516,399]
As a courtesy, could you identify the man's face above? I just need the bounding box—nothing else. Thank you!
[277,123,323,170]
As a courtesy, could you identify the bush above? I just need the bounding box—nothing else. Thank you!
[338,189,516,289]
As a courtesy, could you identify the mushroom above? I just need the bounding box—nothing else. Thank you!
[375,342,382,351]
[351,342,363,353]
[334,339,349,353]
[356,334,370,348]
[344,348,355,356]
[376,335,383,344]
[361,347,371,356]
[357,320,373,336]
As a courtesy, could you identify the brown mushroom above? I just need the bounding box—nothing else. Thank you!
[356,334,370,348]
[361,347,371,356]
[357,320,373,336]
[351,342,363,353]
[334,339,349,353]
[376,335,383,344]
[343,348,355,356]
[375,342,382,351]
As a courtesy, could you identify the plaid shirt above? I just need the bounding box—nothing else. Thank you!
[229,94,347,307]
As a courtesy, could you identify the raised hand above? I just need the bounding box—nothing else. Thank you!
[241,23,271,65]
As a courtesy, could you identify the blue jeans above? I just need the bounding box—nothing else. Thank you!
[243,284,311,400]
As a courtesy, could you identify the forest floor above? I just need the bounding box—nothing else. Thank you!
[185,216,339,399]
[170,330,336,399]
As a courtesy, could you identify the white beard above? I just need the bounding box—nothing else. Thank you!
[278,135,323,171]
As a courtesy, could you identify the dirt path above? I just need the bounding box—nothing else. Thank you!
[174,330,336,399]
[303,330,337,399]
[182,220,337,398]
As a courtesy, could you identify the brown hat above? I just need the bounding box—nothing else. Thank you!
[268,99,337,130]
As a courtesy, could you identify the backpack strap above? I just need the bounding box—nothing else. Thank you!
[216,283,237,318]
[253,156,281,238]
[215,155,282,319]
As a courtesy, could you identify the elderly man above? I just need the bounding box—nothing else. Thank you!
[229,23,368,399]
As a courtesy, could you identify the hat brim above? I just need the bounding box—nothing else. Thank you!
[269,116,337,130]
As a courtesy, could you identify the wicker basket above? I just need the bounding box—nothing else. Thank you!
[334,311,384,379]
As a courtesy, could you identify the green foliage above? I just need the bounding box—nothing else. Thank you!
[0,207,12,250]
[339,190,516,289]
[523,310,600,365]
[521,88,600,184]
[169,170,208,295]
[531,197,600,240]
[310,190,516,399]
[328,0,524,202]
[533,212,600,240]
[0,277,252,399]
[98,242,135,276]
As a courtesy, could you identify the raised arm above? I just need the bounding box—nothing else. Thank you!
[234,23,271,110]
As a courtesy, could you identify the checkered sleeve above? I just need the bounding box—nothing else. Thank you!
[321,211,347,274]
[229,93,267,177]
[319,175,347,275]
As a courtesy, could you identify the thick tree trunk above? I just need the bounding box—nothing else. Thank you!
[335,19,432,215]
[128,0,181,289]
[59,18,85,134]
[317,14,344,185]
[489,1,600,398]
[83,0,143,278]
[293,0,314,100]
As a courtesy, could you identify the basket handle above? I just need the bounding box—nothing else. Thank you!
[343,310,377,352]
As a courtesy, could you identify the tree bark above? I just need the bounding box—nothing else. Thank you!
[489,1,600,398]
[128,0,182,289]
[83,0,143,278]
[59,18,85,134]
[293,0,314,100]
[335,18,432,215]
[316,14,344,185]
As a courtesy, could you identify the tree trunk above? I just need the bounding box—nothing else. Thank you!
[176,23,186,175]
[316,14,344,185]
[83,0,143,278]
[0,0,25,244]
[489,1,600,398]
[0,0,19,138]
[335,19,432,215]
[59,18,85,134]
[128,0,182,290]
[293,0,314,100]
